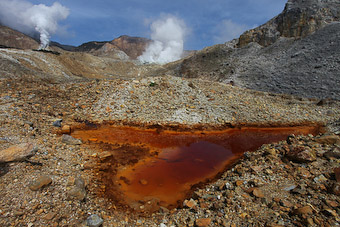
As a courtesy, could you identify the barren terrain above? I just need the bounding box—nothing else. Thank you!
[0,74,340,226]
[1,0,340,226]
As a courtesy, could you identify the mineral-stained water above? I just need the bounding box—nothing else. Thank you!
[71,124,320,211]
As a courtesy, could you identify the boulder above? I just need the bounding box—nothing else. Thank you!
[0,143,35,163]
[28,175,52,191]
[316,135,340,146]
[286,145,316,163]
[61,135,82,145]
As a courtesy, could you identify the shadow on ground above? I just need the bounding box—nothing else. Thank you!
[0,163,9,177]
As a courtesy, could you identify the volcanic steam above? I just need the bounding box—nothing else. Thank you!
[138,15,187,64]
[0,0,69,49]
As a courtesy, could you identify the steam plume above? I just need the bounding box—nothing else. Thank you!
[0,0,69,49]
[139,15,187,64]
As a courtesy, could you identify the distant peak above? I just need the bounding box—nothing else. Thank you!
[110,35,151,59]
[113,35,151,42]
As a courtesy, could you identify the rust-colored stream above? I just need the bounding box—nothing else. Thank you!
[71,124,320,211]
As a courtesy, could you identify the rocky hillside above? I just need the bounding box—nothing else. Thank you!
[0,25,39,49]
[75,35,151,59]
[238,0,340,47]
[110,35,151,59]
[0,24,161,82]
[1,0,340,226]
[169,0,340,101]
[1,0,339,101]
[0,25,150,60]
[0,47,161,83]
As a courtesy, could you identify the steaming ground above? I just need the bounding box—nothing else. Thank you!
[1,0,340,226]
[138,15,187,64]
[0,1,186,64]
[0,0,69,49]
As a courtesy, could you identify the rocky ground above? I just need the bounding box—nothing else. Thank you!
[1,1,340,225]
[169,0,340,101]
[0,74,340,226]
[173,22,340,101]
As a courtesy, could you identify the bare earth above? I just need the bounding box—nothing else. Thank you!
[1,0,340,224]
[0,73,340,226]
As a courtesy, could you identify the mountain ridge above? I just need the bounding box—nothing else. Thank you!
[0,24,151,60]
[74,35,151,59]
[0,25,39,50]
[168,0,340,100]
[238,0,340,47]
[1,0,340,226]
[0,0,339,100]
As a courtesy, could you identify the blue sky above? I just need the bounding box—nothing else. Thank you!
[27,0,287,50]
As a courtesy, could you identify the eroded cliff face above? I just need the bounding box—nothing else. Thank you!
[110,35,151,59]
[238,0,340,47]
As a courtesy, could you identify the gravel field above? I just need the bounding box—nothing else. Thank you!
[0,75,340,226]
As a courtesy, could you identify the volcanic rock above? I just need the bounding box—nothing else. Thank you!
[323,149,340,160]
[325,200,338,208]
[86,214,103,227]
[252,188,265,198]
[61,135,82,145]
[67,177,86,201]
[323,208,338,217]
[0,143,35,163]
[74,177,86,189]
[110,35,151,59]
[316,134,340,146]
[294,205,314,216]
[28,175,52,191]
[238,0,340,47]
[286,146,316,163]
[43,212,56,220]
[174,0,340,101]
[61,125,71,134]
[139,179,148,185]
[53,119,62,127]
[75,35,151,60]
[183,198,197,209]
[67,187,86,201]
[1,0,340,226]
[195,218,212,227]
[76,41,129,60]
[280,200,294,208]
[331,182,340,196]
[291,185,307,195]
[334,167,340,182]
[0,25,39,49]
[283,185,297,192]
[314,174,328,184]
